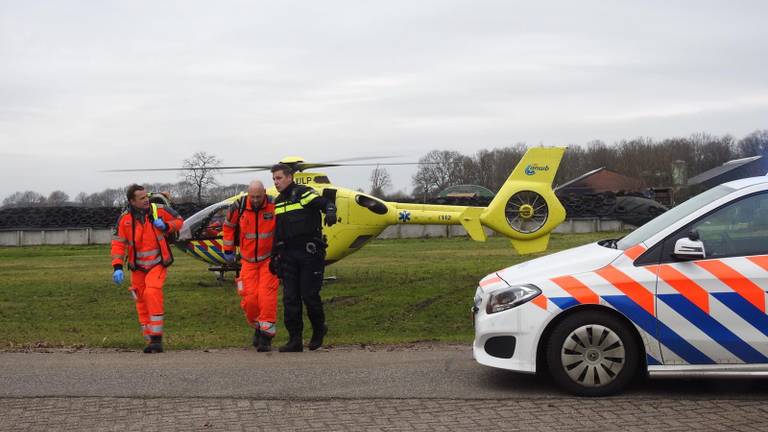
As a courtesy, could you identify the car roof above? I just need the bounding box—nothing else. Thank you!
[722,175,768,190]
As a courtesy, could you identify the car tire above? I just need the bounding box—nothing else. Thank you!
[546,311,639,396]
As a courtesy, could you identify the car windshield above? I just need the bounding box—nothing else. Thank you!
[616,184,735,250]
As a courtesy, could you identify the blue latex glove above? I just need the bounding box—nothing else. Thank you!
[153,218,167,231]
[223,251,235,263]
[113,269,124,285]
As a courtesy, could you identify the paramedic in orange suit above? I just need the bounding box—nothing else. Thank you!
[222,180,279,352]
[110,184,184,354]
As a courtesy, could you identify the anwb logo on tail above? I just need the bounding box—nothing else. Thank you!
[524,164,550,176]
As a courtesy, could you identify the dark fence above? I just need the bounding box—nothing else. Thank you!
[0,203,210,230]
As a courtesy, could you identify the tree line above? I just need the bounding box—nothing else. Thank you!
[2,151,228,208]
[3,130,767,208]
[408,130,768,200]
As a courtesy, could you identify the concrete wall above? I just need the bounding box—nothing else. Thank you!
[553,218,627,234]
[0,228,112,247]
[0,219,630,246]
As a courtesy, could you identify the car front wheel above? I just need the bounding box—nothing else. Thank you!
[546,311,640,396]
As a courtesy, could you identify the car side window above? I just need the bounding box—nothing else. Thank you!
[690,192,768,259]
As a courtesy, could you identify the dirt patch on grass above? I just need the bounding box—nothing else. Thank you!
[324,295,362,306]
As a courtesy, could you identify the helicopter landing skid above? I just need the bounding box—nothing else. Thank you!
[208,266,240,282]
[208,266,333,283]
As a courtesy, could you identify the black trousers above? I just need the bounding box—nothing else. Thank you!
[280,247,325,336]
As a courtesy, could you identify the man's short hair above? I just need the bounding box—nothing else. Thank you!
[270,163,294,176]
[126,184,145,201]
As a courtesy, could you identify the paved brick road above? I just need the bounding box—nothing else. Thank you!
[3,348,768,431]
[2,397,766,431]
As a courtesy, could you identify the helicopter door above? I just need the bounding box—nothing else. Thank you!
[334,196,348,226]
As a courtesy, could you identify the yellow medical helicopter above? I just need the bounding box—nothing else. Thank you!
[161,147,567,276]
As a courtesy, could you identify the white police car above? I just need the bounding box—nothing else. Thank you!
[473,176,768,396]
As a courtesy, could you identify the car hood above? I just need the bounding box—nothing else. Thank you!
[484,242,624,292]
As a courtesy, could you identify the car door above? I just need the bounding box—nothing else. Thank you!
[655,191,768,365]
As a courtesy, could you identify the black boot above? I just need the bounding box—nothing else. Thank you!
[308,324,328,351]
[252,328,260,348]
[279,333,303,352]
[257,331,273,352]
[143,335,163,354]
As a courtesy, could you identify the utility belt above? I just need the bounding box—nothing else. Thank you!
[276,236,327,255]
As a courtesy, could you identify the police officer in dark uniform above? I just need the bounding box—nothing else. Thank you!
[269,163,337,352]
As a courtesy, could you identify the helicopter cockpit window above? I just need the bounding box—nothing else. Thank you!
[355,194,388,215]
[199,206,228,239]
[179,201,231,241]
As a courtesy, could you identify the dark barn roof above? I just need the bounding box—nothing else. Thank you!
[688,156,766,188]
[0,203,209,230]
[555,168,646,195]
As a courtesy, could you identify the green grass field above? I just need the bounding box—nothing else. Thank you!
[0,233,618,350]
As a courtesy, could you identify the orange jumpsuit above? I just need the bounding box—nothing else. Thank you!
[222,195,279,337]
[111,204,183,339]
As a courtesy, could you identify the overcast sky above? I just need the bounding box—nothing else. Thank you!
[1,0,767,202]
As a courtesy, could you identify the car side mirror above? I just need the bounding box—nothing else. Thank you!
[673,235,706,260]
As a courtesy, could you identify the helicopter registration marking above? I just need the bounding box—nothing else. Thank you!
[438,214,451,221]
[398,210,411,223]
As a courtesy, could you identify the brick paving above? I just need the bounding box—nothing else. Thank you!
[2,397,766,431]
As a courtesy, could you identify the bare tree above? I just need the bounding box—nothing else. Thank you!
[75,192,89,206]
[181,152,221,204]
[412,150,471,201]
[2,191,46,208]
[47,190,70,206]
[737,129,768,157]
[555,144,590,187]
[87,188,127,207]
[586,140,613,168]
[470,144,528,191]
[209,183,249,202]
[369,166,392,197]
[167,181,197,203]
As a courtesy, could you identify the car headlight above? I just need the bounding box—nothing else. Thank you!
[485,284,541,314]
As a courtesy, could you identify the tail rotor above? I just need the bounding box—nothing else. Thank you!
[479,147,567,254]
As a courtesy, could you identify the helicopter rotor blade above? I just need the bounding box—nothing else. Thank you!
[223,160,435,175]
[315,155,402,164]
[102,165,274,173]
[102,156,431,173]
[223,168,271,174]
[325,162,430,166]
